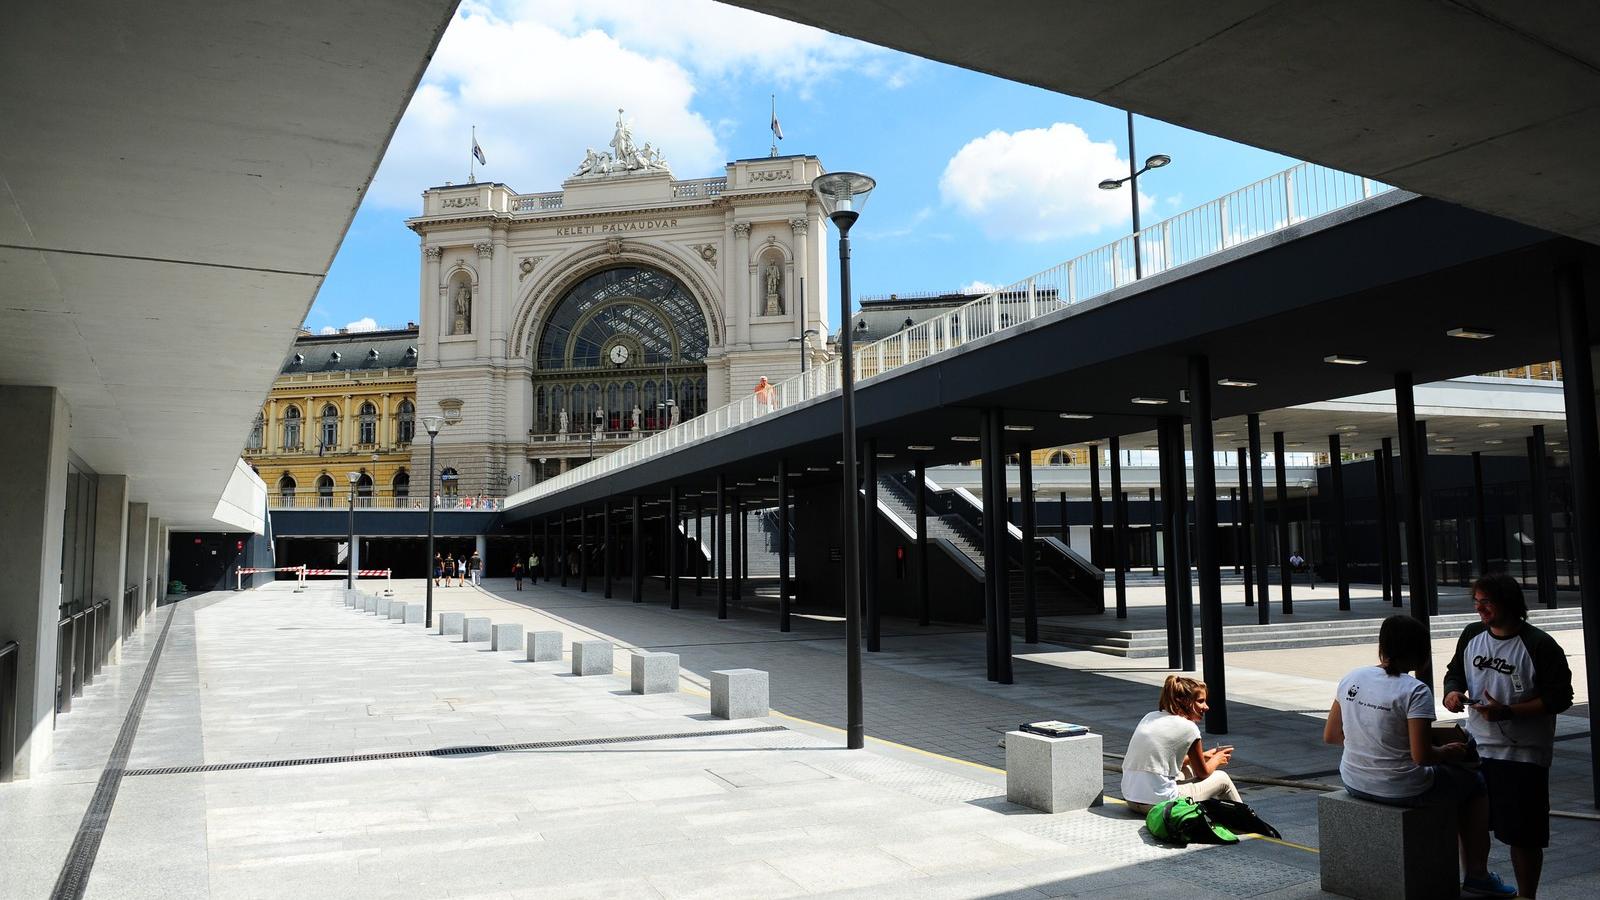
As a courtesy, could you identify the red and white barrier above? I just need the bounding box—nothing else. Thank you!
[300,568,392,590]
[235,565,311,590]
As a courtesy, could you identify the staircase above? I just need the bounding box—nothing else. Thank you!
[683,510,787,577]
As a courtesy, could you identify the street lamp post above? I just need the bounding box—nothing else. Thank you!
[1098,111,1171,280]
[812,170,876,751]
[787,328,819,373]
[422,415,443,627]
[345,470,361,589]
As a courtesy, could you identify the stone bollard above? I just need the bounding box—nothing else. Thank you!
[376,598,393,618]
[436,612,465,637]
[491,623,523,651]
[526,631,561,662]
[630,652,680,694]
[1004,731,1103,813]
[1318,790,1457,899]
[571,640,613,676]
[464,617,492,643]
[389,602,408,622]
[710,669,768,719]
[363,595,378,614]
[403,604,424,625]
[344,590,359,608]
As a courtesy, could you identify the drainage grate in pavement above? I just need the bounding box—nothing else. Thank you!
[123,725,789,777]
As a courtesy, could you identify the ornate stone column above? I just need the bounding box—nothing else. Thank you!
[342,394,354,453]
[264,398,277,454]
[422,247,442,366]
[732,222,751,348]
[475,240,494,361]
[381,392,391,448]
[790,216,809,337]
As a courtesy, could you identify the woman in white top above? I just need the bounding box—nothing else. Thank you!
[1323,615,1513,898]
[1121,675,1239,813]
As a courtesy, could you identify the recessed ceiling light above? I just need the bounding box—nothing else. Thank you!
[1216,378,1257,388]
[1144,445,1157,450]
[1131,397,1168,405]
[875,452,896,459]
[1436,447,1454,453]
[1003,424,1035,432]
[806,466,829,472]
[1324,354,1368,366]
[1476,422,1501,429]
[1058,413,1094,420]
[1484,439,1504,445]
[1337,424,1359,431]
[907,444,935,451]
[1435,437,1455,443]
[1288,442,1304,447]
[1546,440,1560,446]
[951,435,980,442]
[1447,326,1495,340]
[737,481,755,487]
[1216,431,1235,438]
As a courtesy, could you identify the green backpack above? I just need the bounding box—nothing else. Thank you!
[1145,797,1239,846]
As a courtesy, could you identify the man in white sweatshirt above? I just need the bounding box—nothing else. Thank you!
[1443,573,1574,900]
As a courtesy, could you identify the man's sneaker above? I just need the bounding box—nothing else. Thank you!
[1462,872,1517,897]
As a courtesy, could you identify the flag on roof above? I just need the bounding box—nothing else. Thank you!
[472,137,486,166]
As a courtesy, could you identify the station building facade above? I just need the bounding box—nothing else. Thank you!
[406,114,829,497]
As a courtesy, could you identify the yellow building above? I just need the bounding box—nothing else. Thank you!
[244,326,419,507]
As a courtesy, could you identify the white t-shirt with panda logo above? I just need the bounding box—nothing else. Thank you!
[1335,666,1435,799]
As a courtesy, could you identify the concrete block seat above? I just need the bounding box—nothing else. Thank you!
[710,669,768,719]
[403,604,424,625]
[464,617,491,643]
[363,595,378,614]
[526,631,561,662]
[631,652,679,694]
[1004,731,1104,813]
[1318,789,1458,899]
[571,640,613,676]
[491,623,522,651]
[375,598,392,618]
[436,612,464,637]
[389,602,408,621]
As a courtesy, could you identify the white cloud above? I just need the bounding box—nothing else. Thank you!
[363,1,908,209]
[345,317,380,332]
[939,123,1152,243]
[961,280,1001,295]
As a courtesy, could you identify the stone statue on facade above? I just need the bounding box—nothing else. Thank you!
[571,109,671,179]
[669,402,681,427]
[452,283,472,334]
[558,408,569,437]
[764,264,782,316]
[630,404,643,433]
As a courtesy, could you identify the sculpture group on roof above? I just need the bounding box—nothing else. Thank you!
[573,108,670,178]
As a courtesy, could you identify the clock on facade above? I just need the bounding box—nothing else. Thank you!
[609,344,630,366]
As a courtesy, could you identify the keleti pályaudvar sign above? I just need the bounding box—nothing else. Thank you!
[553,218,678,237]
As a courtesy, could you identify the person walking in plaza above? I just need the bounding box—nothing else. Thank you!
[456,551,468,587]
[512,556,524,590]
[442,553,456,587]
[530,550,540,582]
[1443,574,1574,899]
[1120,675,1240,814]
[468,550,482,587]
[1324,614,1514,897]
[432,551,443,587]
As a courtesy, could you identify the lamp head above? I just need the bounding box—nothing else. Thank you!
[1144,154,1172,169]
[421,415,443,436]
[1098,177,1123,191]
[811,172,876,224]
[347,470,362,485]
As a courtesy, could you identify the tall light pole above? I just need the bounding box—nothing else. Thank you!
[788,328,819,373]
[812,170,876,751]
[345,470,361,588]
[422,415,443,627]
[1098,111,1171,280]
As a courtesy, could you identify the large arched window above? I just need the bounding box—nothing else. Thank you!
[397,399,415,444]
[319,404,339,449]
[1048,450,1071,466]
[282,406,302,449]
[277,473,296,505]
[392,469,410,503]
[247,414,264,450]
[316,473,334,507]
[536,266,710,370]
[440,467,459,498]
[358,402,377,445]
[356,471,373,504]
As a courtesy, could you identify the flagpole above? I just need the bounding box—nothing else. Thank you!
[470,125,476,184]
[769,95,777,157]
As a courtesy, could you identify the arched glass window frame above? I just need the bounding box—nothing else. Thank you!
[282,406,302,449]
[439,466,460,497]
[247,413,264,450]
[277,473,296,504]
[319,404,339,449]
[397,399,415,444]
[535,266,710,372]
[392,469,410,501]
[316,473,334,507]
[358,401,378,445]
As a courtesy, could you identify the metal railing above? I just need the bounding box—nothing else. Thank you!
[1480,361,1563,383]
[0,639,18,783]
[122,583,140,639]
[510,161,1392,508]
[268,495,505,511]
[53,599,111,719]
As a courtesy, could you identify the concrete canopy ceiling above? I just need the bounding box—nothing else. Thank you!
[721,0,1600,245]
[0,0,456,528]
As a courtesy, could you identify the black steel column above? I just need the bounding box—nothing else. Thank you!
[579,507,589,592]
[1247,414,1271,625]
[1189,356,1227,733]
[1089,443,1103,566]
[630,496,642,603]
[990,409,1013,684]
[1376,442,1393,604]
[1171,418,1195,671]
[1416,420,1439,615]
[863,441,880,652]
[1148,488,1159,576]
[1552,262,1600,808]
[1230,487,1241,575]
[1273,431,1293,614]
[1157,419,1181,667]
[778,463,791,631]
[1529,424,1558,608]
[1395,373,1433,688]
[731,489,743,610]
[559,513,567,588]
[668,486,680,610]
[1384,437,1405,608]
[1058,491,1069,545]
[603,501,614,599]
[741,504,751,585]
[979,410,999,681]
[1238,449,1254,607]
[915,460,929,626]
[1329,433,1351,610]
[1472,451,1489,578]
[1020,445,1038,642]
[715,475,727,618]
[1109,435,1127,619]
[543,519,551,583]
[694,499,703,596]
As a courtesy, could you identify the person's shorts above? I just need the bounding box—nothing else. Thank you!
[1347,763,1483,809]
[1479,758,1550,848]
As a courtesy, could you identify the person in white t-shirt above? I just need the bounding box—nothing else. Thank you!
[1120,675,1239,814]
[1324,615,1514,898]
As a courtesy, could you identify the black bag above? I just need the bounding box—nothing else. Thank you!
[1199,798,1281,839]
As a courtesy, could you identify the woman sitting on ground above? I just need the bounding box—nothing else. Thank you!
[1121,675,1239,814]
[1323,614,1514,898]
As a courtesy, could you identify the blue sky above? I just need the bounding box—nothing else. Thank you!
[310,0,1298,334]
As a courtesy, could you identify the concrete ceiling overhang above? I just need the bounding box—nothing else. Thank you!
[721,0,1600,245]
[0,0,457,528]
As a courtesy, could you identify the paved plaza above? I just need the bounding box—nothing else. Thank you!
[0,578,1593,899]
